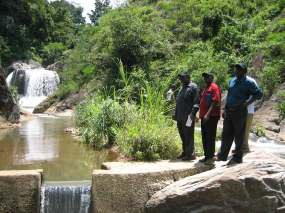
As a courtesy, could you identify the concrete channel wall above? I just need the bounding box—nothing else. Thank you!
[0,170,42,213]
[91,161,210,213]
[0,162,209,213]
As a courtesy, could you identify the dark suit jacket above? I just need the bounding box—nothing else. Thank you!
[174,82,199,124]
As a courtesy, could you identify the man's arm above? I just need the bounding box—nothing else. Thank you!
[190,86,199,119]
[246,80,263,106]
[204,86,221,120]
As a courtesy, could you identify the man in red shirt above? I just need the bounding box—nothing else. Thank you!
[199,72,221,165]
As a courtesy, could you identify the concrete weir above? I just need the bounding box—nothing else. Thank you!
[91,161,211,213]
[0,170,42,213]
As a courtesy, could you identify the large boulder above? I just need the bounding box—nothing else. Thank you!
[33,89,87,113]
[46,61,64,72]
[145,151,285,213]
[0,66,20,123]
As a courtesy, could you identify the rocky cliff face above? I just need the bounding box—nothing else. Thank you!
[254,83,285,142]
[0,66,20,123]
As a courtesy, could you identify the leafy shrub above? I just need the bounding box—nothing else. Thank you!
[75,97,135,148]
[116,110,181,161]
[202,9,223,40]
[277,90,285,119]
[41,42,67,66]
[9,86,19,104]
[252,125,266,137]
[55,80,79,100]
[259,64,281,96]
[93,6,173,71]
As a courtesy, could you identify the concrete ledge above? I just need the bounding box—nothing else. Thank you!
[92,160,212,213]
[0,170,42,213]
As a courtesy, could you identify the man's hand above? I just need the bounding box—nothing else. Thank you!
[203,113,210,123]
[222,110,226,119]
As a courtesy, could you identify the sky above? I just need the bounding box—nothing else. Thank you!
[65,0,126,23]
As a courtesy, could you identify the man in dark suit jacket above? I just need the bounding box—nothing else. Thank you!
[174,72,199,161]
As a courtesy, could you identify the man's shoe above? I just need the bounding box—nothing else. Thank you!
[227,157,242,165]
[199,157,207,163]
[182,155,196,161]
[215,155,227,161]
[177,153,185,159]
[204,158,214,165]
[243,149,250,153]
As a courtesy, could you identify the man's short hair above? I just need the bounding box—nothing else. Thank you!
[235,63,247,72]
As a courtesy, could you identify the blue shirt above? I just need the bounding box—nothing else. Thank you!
[226,76,263,108]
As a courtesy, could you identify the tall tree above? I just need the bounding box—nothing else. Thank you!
[88,0,110,25]
[49,0,85,24]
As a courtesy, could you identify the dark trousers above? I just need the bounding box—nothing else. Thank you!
[218,107,247,161]
[201,117,219,159]
[177,121,195,157]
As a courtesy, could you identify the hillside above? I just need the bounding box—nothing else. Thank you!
[1,0,284,151]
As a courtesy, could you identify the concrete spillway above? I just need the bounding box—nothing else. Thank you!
[40,181,91,213]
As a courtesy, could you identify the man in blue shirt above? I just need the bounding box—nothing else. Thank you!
[217,63,263,164]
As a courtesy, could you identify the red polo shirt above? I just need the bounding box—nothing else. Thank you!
[199,82,221,118]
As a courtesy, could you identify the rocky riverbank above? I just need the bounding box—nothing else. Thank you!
[0,66,20,123]
[253,83,285,143]
[145,151,285,213]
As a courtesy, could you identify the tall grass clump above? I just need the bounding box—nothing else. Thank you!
[116,85,181,160]
[116,110,181,161]
[75,96,135,148]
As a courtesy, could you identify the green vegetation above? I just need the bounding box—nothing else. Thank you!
[1,0,284,160]
[75,97,133,148]
[277,90,285,119]
[0,0,85,67]
[89,0,111,24]
[252,125,266,137]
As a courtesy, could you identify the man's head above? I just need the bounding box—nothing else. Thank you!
[235,63,247,79]
[170,84,176,90]
[202,72,214,86]
[178,72,190,86]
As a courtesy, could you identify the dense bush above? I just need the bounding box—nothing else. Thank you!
[41,42,67,66]
[75,97,134,148]
[277,90,285,119]
[0,0,84,67]
[116,110,181,161]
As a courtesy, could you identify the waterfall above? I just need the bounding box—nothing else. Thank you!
[41,181,91,213]
[6,62,60,112]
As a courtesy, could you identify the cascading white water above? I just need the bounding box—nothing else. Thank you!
[6,62,60,112]
[40,181,91,213]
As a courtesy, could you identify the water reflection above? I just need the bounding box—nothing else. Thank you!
[0,116,116,181]
[17,118,58,163]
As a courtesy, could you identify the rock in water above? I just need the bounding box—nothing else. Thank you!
[145,151,285,213]
[0,66,20,123]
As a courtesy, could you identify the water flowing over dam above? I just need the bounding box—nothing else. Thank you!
[40,181,91,213]
[6,62,60,112]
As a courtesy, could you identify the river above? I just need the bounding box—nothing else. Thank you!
[0,115,116,181]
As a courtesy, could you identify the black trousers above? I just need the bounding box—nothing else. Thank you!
[201,117,219,159]
[177,121,195,157]
[218,107,247,161]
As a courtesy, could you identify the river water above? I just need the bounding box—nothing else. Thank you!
[0,115,116,181]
